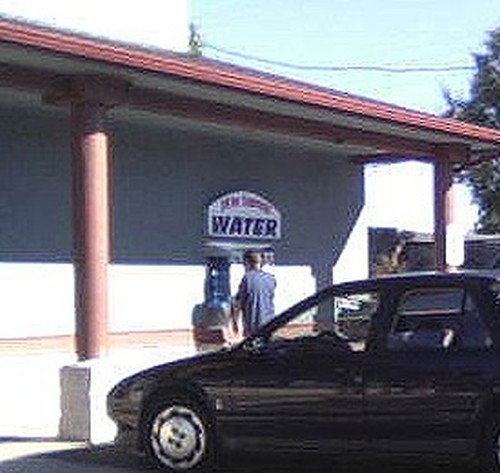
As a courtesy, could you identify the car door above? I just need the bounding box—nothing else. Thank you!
[214,336,290,450]
[364,282,496,460]
[223,286,379,454]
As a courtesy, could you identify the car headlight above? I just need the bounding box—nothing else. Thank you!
[108,379,147,419]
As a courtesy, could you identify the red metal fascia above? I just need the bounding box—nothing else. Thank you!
[1,18,500,146]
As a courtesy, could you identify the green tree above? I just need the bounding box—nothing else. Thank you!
[446,27,500,233]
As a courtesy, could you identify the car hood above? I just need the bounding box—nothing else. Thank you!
[108,345,238,398]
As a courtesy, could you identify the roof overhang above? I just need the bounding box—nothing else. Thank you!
[0,17,499,164]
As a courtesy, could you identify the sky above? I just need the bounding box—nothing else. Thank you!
[191,0,499,115]
[191,0,500,234]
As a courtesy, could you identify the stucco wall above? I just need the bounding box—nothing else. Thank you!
[0,102,71,260]
[0,102,363,337]
[111,119,363,275]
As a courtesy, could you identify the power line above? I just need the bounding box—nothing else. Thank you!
[204,43,475,74]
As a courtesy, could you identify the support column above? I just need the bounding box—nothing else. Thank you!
[433,147,454,270]
[312,262,333,291]
[71,101,110,361]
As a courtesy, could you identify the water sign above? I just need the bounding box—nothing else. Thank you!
[207,191,281,240]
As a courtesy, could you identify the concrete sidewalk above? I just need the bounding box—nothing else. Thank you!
[0,345,196,442]
[0,439,86,462]
[0,440,147,472]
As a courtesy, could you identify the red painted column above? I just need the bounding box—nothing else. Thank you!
[433,147,454,270]
[71,101,110,360]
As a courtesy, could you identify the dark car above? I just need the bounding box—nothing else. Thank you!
[107,271,500,472]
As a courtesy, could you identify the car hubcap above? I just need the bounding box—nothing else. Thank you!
[150,405,206,470]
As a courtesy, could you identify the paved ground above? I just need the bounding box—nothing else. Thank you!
[0,440,138,473]
[0,439,475,473]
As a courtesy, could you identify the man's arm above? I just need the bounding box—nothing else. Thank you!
[230,299,241,334]
[231,276,247,335]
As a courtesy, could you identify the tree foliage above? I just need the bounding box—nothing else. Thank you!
[446,27,500,233]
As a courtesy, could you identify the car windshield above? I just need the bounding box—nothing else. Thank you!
[264,290,379,352]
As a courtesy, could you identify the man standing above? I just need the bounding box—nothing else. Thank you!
[231,249,276,338]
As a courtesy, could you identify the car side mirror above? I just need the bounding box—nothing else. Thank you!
[243,336,266,354]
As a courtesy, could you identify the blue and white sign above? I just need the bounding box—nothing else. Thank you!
[208,191,281,240]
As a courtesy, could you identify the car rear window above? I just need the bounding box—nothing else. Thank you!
[394,288,463,332]
[388,287,493,351]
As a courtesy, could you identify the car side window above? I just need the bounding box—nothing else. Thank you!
[387,287,492,351]
[270,291,379,352]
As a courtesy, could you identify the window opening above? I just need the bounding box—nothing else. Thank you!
[387,287,492,351]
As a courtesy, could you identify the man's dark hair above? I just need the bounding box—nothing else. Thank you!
[243,250,261,265]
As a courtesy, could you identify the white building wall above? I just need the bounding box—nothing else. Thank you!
[0,262,317,338]
[0,263,74,337]
[109,265,205,332]
[0,263,206,337]
[333,206,370,283]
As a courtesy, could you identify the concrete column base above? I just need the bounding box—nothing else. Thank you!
[58,360,118,444]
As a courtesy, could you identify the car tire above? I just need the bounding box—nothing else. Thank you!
[143,397,214,472]
[480,416,500,473]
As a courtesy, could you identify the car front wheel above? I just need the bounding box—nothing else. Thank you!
[143,399,214,472]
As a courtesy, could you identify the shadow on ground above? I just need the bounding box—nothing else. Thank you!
[0,439,476,473]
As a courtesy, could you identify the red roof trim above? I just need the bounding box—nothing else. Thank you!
[1,18,500,145]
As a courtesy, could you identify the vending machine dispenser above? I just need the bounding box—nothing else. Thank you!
[203,256,231,325]
[194,190,281,351]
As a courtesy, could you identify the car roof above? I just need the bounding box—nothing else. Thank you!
[294,270,500,312]
[332,270,500,293]
[251,269,500,337]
